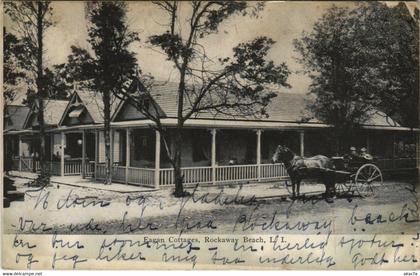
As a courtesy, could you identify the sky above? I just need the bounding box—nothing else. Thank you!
[4,1,419,104]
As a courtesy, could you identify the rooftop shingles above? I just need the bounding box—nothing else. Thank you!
[4,105,30,131]
[43,100,69,126]
[7,83,403,130]
[122,82,399,127]
[76,90,121,124]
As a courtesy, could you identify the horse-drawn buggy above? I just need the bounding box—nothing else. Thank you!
[330,152,383,197]
[272,145,383,199]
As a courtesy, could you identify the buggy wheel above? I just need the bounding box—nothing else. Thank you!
[354,163,383,197]
[335,182,352,195]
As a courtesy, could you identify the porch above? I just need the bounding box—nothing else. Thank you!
[90,127,419,188]
[7,127,418,189]
[9,131,96,177]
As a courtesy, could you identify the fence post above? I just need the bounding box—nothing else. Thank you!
[211,129,217,185]
[256,129,262,182]
[154,130,161,189]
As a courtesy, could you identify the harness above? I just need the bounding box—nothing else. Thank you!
[284,156,300,171]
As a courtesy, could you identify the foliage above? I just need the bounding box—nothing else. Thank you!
[88,2,139,94]
[5,1,53,102]
[41,46,98,99]
[368,3,419,128]
[294,2,419,151]
[3,30,28,105]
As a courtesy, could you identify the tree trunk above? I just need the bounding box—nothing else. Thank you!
[36,2,48,179]
[173,69,187,197]
[38,100,46,176]
[103,89,112,185]
[173,127,185,197]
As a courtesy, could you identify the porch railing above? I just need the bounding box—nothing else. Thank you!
[85,161,95,177]
[95,164,106,181]
[63,160,83,175]
[159,163,288,186]
[160,166,213,186]
[260,163,289,180]
[95,164,155,187]
[376,158,417,171]
[127,167,155,187]
[19,157,40,172]
[215,164,258,183]
[10,157,418,188]
[47,161,61,175]
[111,166,126,183]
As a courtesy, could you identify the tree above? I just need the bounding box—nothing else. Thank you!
[3,29,27,106]
[370,3,419,128]
[115,1,290,197]
[42,46,98,100]
[293,2,419,152]
[83,2,139,184]
[5,1,54,179]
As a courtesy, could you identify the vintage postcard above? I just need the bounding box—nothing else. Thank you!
[2,0,419,271]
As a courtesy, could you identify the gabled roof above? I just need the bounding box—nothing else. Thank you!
[23,100,68,129]
[4,105,30,131]
[111,81,403,128]
[112,81,318,123]
[43,100,69,125]
[60,89,121,126]
[112,81,176,122]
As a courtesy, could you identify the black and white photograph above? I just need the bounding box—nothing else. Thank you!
[2,0,419,270]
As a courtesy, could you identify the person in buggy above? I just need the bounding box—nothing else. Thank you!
[347,146,373,162]
[349,146,358,159]
[359,147,374,161]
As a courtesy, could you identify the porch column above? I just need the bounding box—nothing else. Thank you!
[110,129,114,167]
[256,129,262,181]
[392,132,397,169]
[125,128,131,184]
[81,130,86,179]
[299,131,305,156]
[94,130,98,180]
[154,130,161,189]
[211,129,217,185]
[109,129,114,182]
[50,134,54,161]
[18,136,22,171]
[60,132,65,176]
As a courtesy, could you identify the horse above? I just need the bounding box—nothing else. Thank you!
[272,145,336,199]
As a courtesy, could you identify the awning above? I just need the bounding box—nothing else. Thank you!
[69,107,84,118]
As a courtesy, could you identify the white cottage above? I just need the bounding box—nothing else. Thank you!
[4,83,419,188]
